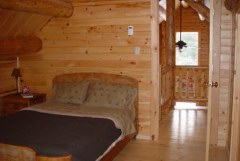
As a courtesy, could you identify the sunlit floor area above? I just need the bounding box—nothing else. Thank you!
[114,108,208,161]
[174,102,207,110]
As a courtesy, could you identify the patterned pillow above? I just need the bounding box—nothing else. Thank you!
[84,82,137,109]
[53,81,89,105]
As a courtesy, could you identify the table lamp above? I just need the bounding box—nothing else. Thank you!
[11,68,22,94]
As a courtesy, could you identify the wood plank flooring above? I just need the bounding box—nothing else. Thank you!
[114,109,207,161]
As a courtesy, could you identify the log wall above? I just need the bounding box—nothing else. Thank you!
[159,21,174,115]
[19,0,153,139]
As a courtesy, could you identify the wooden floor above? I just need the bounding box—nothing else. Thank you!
[114,109,207,161]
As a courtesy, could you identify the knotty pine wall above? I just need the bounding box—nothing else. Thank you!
[218,3,234,147]
[0,60,16,94]
[20,0,153,139]
[0,60,16,116]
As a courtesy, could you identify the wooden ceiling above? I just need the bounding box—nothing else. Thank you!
[159,0,210,22]
[0,9,51,37]
[0,0,239,61]
[0,0,73,60]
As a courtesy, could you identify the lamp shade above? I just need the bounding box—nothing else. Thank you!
[11,68,22,78]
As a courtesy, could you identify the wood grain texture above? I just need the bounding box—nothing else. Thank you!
[160,22,174,115]
[0,143,36,161]
[0,36,42,55]
[224,0,240,13]
[175,66,208,104]
[184,0,210,22]
[218,3,235,148]
[0,60,17,94]
[18,0,153,139]
[36,155,71,161]
[175,6,210,66]
[115,109,209,161]
[0,0,73,17]
[0,10,51,38]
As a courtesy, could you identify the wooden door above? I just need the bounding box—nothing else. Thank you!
[229,14,240,161]
[206,0,221,160]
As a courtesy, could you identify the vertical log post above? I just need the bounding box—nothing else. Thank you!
[166,0,176,109]
[166,0,176,66]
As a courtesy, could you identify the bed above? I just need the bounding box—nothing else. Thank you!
[0,73,139,161]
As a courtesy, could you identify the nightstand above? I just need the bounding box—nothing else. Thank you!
[1,93,46,116]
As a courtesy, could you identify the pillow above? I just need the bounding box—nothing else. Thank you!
[53,81,89,105]
[84,81,137,109]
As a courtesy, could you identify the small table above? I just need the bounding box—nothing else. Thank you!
[1,93,46,116]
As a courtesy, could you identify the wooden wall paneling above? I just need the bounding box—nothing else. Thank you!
[229,14,240,161]
[20,0,154,139]
[0,60,16,94]
[150,0,159,140]
[207,0,234,152]
[219,3,235,148]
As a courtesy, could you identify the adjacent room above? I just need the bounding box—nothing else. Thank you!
[0,0,239,161]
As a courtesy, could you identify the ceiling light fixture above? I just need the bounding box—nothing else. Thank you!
[176,0,187,51]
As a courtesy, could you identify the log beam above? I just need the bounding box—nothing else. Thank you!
[183,0,209,22]
[225,0,240,13]
[159,6,166,23]
[166,0,175,65]
[0,0,73,18]
[0,36,42,55]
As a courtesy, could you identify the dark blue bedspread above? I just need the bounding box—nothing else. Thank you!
[0,110,121,161]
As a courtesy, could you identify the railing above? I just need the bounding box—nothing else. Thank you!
[174,66,209,105]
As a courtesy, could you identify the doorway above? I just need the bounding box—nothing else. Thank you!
[159,0,210,161]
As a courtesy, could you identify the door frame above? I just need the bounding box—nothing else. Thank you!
[229,14,240,161]
[206,0,221,160]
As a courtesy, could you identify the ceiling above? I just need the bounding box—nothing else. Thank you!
[159,0,210,22]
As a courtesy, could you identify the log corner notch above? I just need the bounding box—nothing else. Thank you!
[183,0,209,22]
[0,36,42,55]
[225,0,240,13]
[0,0,74,18]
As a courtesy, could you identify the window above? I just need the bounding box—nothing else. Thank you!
[175,32,199,66]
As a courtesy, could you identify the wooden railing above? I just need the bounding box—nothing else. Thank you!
[174,66,209,105]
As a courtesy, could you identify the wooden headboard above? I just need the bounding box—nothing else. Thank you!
[53,72,139,134]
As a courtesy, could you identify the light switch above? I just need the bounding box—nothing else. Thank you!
[134,47,141,55]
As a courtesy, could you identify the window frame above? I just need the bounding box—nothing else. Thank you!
[175,31,200,67]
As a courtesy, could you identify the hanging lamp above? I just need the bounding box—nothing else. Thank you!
[176,0,187,51]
